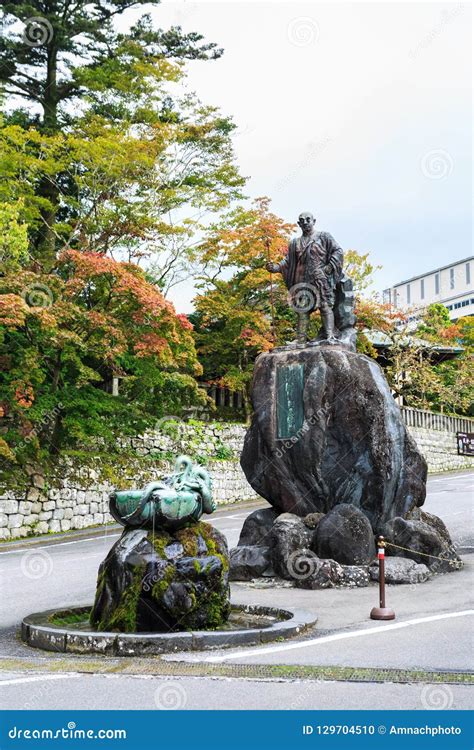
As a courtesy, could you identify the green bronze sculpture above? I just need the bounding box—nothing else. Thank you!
[109,454,215,531]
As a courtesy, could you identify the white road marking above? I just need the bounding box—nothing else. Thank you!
[0,535,121,556]
[0,674,73,687]
[179,610,474,664]
[431,475,473,483]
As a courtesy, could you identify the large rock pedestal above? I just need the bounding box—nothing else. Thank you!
[233,344,462,587]
[90,522,230,633]
[241,345,427,533]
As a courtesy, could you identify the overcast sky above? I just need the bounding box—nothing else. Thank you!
[123,1,471,312]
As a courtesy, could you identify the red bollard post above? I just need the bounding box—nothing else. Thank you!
[370,536,395,621]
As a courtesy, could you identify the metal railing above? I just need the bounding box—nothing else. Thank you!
[401,406,474,434]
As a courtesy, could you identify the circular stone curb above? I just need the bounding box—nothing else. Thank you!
[21,604,317,656]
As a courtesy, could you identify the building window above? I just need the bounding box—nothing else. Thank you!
[383,289,391,304]
[435,273,440,294]
[450,267,455,289]
[467,262,471,285]
[406,284,411,304]
[420,279,425,299]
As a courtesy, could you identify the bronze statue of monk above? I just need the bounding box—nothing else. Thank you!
[267,211,344,346]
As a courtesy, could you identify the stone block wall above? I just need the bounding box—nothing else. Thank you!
[0,418,472,540]
[0,422,257,541]
[407,426,474,473]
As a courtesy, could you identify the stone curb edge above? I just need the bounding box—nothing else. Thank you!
[21,604,317,656]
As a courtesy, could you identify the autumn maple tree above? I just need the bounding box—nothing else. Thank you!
[189,198,295,415]
[0,243,204,472]
[191,199,390,415]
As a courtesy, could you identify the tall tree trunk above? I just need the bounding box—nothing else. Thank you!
[37,44,59,268]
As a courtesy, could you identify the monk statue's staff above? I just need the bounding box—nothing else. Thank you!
[265,236,276,342]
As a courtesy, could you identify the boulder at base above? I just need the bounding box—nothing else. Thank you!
[293,558,370,590]
[240,345,427,532]
[369,557,430,584]
[237,507,279,547]
[315,504,376,565]
[90,522,230,633]
[270,513,316,579]
[383,512,463,573]
[229,545,272,580]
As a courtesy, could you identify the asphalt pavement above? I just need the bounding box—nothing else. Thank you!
[0,470,472,710]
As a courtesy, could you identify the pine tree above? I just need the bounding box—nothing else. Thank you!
[0,1,242,267]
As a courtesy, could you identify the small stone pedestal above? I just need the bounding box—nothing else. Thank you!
[90,522,230,633]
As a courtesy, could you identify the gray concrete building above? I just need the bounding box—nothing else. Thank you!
[383,256,473,320]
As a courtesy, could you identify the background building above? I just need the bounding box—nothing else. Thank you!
[383,257,474,321]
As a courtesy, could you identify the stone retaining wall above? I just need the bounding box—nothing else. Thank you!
[0,420,472,540]
[407,426,474,473]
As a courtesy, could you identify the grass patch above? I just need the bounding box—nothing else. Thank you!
[48,608,91,627]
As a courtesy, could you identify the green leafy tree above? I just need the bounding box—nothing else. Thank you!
[0,1,244,270]
[416,305,473,415]
[417,302,453,339]
[378,303,473,415]
[0,198,29,269]
[457,316,474,349]
[344,250,381,294]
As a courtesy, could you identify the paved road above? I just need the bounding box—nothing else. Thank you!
[0,672,470,711]
[0,504,255,633]
[0,470,472,710]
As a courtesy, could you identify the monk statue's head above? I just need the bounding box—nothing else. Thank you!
[297,212,315,236]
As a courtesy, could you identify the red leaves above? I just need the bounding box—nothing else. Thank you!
[14,382,34,409]
[177,313,193,331]
[1,251,199,399]
[134,334,169,358]
[0,294,27,327]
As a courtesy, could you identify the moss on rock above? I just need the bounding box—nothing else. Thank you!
[90,523,230,633]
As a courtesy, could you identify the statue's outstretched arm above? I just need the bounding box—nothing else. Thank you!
[266,250,288,275]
